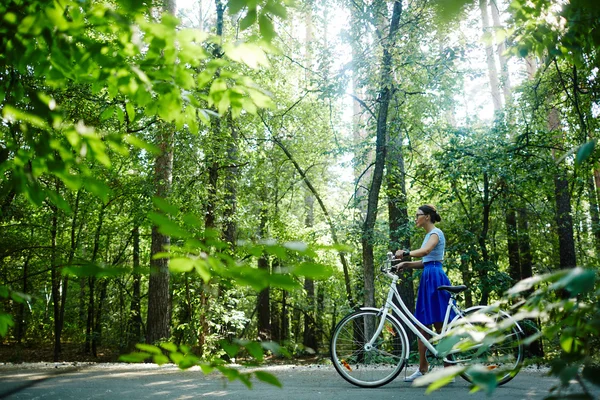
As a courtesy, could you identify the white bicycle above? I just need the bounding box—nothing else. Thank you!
[330,253,524,388]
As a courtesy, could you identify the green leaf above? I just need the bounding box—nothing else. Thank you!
[194,260,212,282]
[100,106,115,121]
[254,371,282,388]
[199,363,215,374]
[147,212,191,239]
[54,171,82,191]
[228,0,247,15]
[0,313,15,337]
[47,191,72,213]
[265,1,287,19]
[575,140,596,168]
[3,12,17,24]
[160,342,179,352]
[550,267,596,296]
[240,8,257,31]
[465,366,499,395]
[261,341,290,357]
[136,343,163,354]
[435,334,464,356]
[124,134,161,155]
[10,291,31,304]
[247,87,274,107]
[152,197,180,216]
[259,14,275,41]
[431,0,472,23]
[412,365,464,392]
[268,274,301,291]
[242,341,264,361]
[224,43,270,69]
[220,340,240,358]
[83,177,112,204]
[153,354,170,365]
[293,262,333,280]
[115,106,125,124]
[126,102,136,123]
[169,258,195,273]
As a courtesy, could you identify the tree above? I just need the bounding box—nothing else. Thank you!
[361,0,403,308]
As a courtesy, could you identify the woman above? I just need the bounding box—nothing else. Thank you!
[395,204,455,382]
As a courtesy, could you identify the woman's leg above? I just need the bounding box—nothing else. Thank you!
[418,327,430,373]
[433,322,453,368]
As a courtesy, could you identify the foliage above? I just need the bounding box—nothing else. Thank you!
[0,287,30,337]
[1,0,600,396]
[418,268,600,399]
[119,340,288,388]
[0,0,275,211]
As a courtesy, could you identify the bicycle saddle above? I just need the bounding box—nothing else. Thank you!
[436,285,468,294]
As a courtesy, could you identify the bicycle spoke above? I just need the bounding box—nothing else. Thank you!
[330,310,408,388]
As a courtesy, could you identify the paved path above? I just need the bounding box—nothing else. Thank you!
[0,363,596,399]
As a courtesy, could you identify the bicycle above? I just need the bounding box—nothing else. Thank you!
[330,252,524,388]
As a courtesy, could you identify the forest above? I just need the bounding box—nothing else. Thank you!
[0,0,599,396]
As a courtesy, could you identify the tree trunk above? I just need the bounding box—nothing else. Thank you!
[127,226,142,349]
[461,256,473,307]
[16,238,32,343]
[486,0,522,286]
[205,0,225,232]
[490,0,511,106]
[386,117,415,344]
[92,279,109,354]
[59,190,81,351]
[146,0,176,347]
[506,208,521,282]
[479,0,502,111]
[257,206,271,340]
[303,193,317,351]
[553,171,577,268]
[587,177,600,257]
[146,122,174,344]
[478,172,491,305]
[50,201,61,361]
[548,99,577,269]
[224,114,238,246]
[281,289,288,341]
[517,208,533,278]
[362,0,403,308]
[350,1,371,221]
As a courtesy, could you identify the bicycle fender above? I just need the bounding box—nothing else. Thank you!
[358,307,411,361]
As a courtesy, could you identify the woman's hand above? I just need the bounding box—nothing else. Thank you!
[394,261,409,273]
[395,249,405,260]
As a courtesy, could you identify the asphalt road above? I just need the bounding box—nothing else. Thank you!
[0,363,597,400]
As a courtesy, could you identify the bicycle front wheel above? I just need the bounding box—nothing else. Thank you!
[451,307,524,386]
[330,309,408,388]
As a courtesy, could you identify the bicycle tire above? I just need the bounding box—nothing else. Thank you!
[450,307,524,386]
[330,309,408,388]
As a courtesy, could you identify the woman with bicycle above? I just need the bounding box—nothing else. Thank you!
[395,204,455,382]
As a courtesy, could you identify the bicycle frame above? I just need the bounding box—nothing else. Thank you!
[365,264,467,360]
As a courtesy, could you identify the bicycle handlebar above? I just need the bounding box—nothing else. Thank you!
[380,252,401,280]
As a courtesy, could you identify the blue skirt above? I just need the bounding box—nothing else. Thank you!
[415,261,456,326]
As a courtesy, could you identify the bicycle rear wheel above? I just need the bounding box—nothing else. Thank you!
[330,309,408,388]
[451,307,524,386]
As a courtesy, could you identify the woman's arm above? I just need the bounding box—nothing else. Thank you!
[396,260,424,270]
[396,233,439,259]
